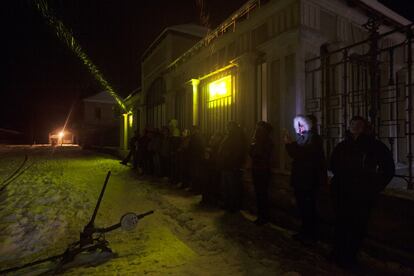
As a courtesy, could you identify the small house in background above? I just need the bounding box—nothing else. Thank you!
[80,91,119,147]
[48,128,75,146]
[83,91,118,126]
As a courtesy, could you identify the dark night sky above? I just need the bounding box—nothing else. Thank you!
[0,0,413,142]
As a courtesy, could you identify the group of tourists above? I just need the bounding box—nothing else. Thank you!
[121,115,395,269]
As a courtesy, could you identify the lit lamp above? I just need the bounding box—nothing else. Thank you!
[58,131,64,146]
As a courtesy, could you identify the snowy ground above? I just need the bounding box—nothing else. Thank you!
[0,145,412,275]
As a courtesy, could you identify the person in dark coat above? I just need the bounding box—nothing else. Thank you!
[187,125,205,193]
[250,121,274,225]
[160,126,171,177]
[218,121,247,212]
[177,129,191,188]
[329,116,395,268]
[201,132,223,205]
[284,115,326,243]
[120,130,139,169]
[137,128,150,175]
[169,120,182,185]
[149,128,162,176]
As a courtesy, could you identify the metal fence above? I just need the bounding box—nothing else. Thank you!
[200,71,237,136]
[305,19,414,189]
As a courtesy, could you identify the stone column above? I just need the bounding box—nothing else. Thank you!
[234,52,259,134]
[190,79,200,126]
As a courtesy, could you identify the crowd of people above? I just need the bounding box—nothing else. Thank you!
[121,115,395,269]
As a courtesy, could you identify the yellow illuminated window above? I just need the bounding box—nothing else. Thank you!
[208,75,232,101]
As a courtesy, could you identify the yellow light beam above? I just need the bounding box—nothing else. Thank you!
[34,0,128,112]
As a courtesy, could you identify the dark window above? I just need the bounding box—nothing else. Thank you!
[95,107,101,120]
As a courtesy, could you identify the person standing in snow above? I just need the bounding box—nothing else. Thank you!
[177,129,191,189]
[217,121,247,212]
[250,121,274,225]
[329,116,395,268]
[201,131,223,206]
[284,115,326,243]
[159,126,171,177]
[168,119,182,185]
[187,125,205,193]
[120,130,139,169]
[137,128,151,175]
[149,128,162,176]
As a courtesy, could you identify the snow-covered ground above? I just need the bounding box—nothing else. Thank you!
[0,145,412,275]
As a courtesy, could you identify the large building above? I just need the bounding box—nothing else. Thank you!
[120,0,414,258]
[136,0,412,178]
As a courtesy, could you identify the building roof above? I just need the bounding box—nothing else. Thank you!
[83,91,117,104]
[0,128,22,135]
[354,0,411,27]
[164,0,412,73]
[124,87,141,101]
[164,0,262,72]
[142,23,209,60]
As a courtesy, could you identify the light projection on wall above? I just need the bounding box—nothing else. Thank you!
[208,75,232,108]
[128,113,133,128]
[122,112,133,149]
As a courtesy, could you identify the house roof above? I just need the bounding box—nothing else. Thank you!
[83,91,117,104]
[0,128,22,135]
[164,0,412,74]
[142,23,209,60]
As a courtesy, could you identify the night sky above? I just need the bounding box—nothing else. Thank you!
[1,0,412,142]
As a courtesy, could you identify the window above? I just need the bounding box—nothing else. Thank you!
[94,107,101,120]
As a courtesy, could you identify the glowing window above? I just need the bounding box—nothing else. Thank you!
[208,76,232,101]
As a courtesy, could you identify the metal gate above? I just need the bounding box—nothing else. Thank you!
[199,71,237,136]
[305,19,414,189]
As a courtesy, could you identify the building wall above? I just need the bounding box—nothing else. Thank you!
[139,0,409,169]
[141,32,204,131]
[80,101,119,147]
[83,101,118,127]
[134,0,413,258]
[163,0,302,170]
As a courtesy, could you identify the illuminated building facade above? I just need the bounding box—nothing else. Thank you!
[119,0,414,253]
[140,24,209,130]
[137,0,410,174]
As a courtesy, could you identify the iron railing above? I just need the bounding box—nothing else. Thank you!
[305,19,414,189]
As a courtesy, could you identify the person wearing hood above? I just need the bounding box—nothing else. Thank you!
[284,115,326,243]
[329,116,395,268]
